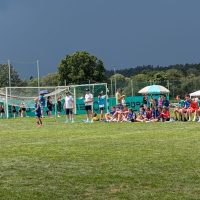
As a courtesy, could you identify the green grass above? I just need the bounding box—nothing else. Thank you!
[1,117,200,200]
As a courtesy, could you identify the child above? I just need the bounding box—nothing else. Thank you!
[98,91,106,121]
[92,113,99,121]
[187,99,199,122]
[105,106,116,121]
[0,105,5,118]
[144,107,153,121]
[158,96,163,107]
[39,94,46,118]
[47,96,53,117]
[57,96,62,117]
[136,106,146,122]
[20,102,26,117]
[34,98,43,126]
[12,104,17,118]
[158,106,170,122]
[127,108,136,122]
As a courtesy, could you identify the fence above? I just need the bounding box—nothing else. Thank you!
[108,78,200,98]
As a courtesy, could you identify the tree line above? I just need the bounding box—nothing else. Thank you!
[0,51,200,97]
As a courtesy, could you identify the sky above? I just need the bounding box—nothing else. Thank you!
[0,0,200,78]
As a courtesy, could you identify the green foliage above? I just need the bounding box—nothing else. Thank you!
[0,64,23,87]
[26,73,59,87]
[58,51,106,85]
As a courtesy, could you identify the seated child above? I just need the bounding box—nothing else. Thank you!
[105,106,116,121]
[136,106,146,122]
[144,107,152,121]
[92,113,99,121]
[152,106,162,122]
[187,99,199,122]
[158,106,170,122]
[127,108,136,122]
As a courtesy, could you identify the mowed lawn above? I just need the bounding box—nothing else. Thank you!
[1,117,200,200]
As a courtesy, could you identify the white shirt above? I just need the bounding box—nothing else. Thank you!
[65,95,74,109]
[85,93,93,106]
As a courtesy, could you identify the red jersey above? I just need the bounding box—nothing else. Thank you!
[190,101,199,110]
[160,110,170,118]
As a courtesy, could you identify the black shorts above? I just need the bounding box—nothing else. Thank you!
[57,106,62,112]
[99,107,104,111]
[22,108,26,112]
[48,106,52,112]
[36,114,41,118]
[85,105,92,111]
[66,108,73,115]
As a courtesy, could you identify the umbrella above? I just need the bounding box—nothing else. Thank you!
[39,90,49,95]
[190,90,200,97]
[138,85,170,94]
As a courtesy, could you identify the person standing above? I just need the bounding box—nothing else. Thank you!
[47,96,53,117]
[84,88,93,123]
[57,96,62,117]
[115,88,125,108]
[39,94,46,118]
[64,92,74,123]
[98,91,106,121]
[12,104,17,118]
[116,88,122,105]
[34,98,43,126]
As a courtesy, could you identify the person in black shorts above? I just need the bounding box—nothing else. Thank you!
[84,89,93,123]
[57,96,62,117]
[20,102,26,117]
[0,105,5,118]
[64,92,74,123]
[47,96,53,117]
[12,104,17,118]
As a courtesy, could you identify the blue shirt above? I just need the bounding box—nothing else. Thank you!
[162,99,169,107]
[98,96,106,107]
[128,112,135,120]
[152,109,160,118]
[184,100,190,109]
[35,103,41,116]
[39,95,46,107]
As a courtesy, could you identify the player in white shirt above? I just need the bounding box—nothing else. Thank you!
[84,88,93,123]
[64,92,74,123]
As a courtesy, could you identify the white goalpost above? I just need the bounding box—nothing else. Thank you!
[0,83,108,119]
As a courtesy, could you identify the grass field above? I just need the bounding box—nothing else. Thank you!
[1,117,200,200]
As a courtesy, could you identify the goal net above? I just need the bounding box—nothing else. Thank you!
[0,83,108,118]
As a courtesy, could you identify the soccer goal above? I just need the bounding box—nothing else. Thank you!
[0,83,108,118]
[57,83,108,115]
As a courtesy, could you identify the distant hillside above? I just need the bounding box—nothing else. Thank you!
[106,63,200,78]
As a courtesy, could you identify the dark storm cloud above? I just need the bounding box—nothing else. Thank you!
[1,0,200,76]
[0,0,11,11]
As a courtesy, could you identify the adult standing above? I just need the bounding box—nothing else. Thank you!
[84,88,93,123]
[115,88,125,108]
[64,92,74,123]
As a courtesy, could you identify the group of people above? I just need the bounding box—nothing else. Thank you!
[104,90,170,123]
[174,94,200,122]
[4,87,200,125]
[33,88,107,125]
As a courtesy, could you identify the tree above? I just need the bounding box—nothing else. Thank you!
[0,64,23,87]
[58,51,106,85]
